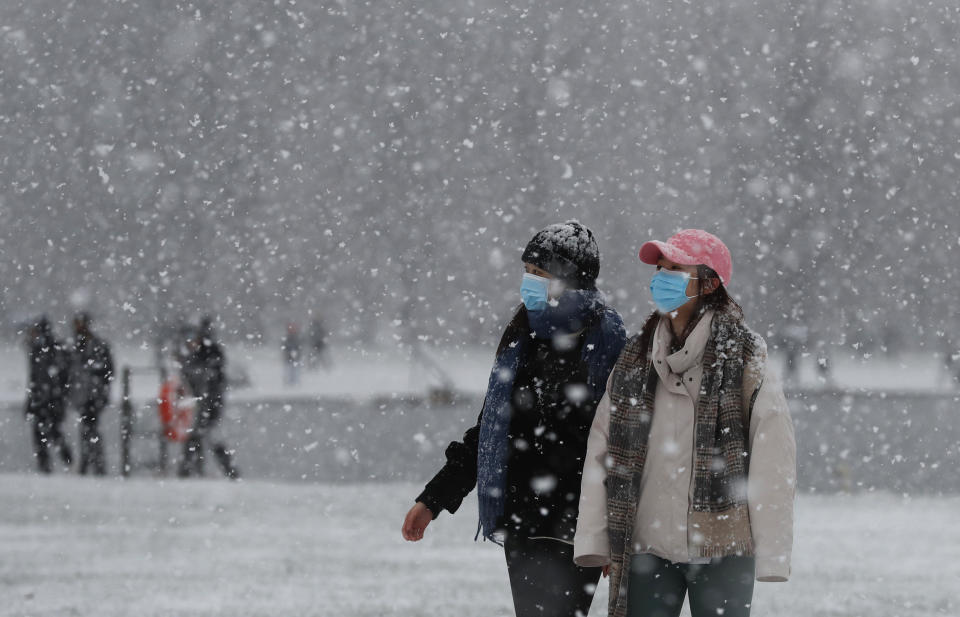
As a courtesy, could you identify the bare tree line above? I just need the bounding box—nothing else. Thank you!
[1,0,957,352]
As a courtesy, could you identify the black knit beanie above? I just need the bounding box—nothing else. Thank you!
[520,220,600,290]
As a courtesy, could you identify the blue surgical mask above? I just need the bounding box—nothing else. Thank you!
[520,273,549,312]
[650,270,699,313]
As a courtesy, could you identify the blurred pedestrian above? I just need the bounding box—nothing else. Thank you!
[940,336,958,388]
[402,221,626,617]
[178,317,239,479]
[309,317,330,369]
[574,229,796,617]
[282,322,302,386]
[815,342,833,386]
[24,316,72,473]
[69,312,114,476]
[781,323,807,384]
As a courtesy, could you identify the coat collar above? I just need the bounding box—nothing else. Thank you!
[652,310,715,376]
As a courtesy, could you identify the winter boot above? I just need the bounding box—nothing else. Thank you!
[52,427,72,467]
[82,441,106,476]
[35,448,52,474]
[79,440,91,476]
[59,441,73,467]
[79,420,105,475]
[178,436,204,478]
[212,445,240,480]
[31,418,53,474]
[92,441,106,476]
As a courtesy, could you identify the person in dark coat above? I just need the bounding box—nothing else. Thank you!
[69,312,114,476]
[24,316,73,473]
[401,221,627,617]
[178,317,239,479]
[308,317,331,369]
[281,322,302,386]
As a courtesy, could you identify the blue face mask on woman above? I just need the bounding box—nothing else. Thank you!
[520,273,549,312]
[650,269,699,313]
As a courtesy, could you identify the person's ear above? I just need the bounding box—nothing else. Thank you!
[702,277,720,295]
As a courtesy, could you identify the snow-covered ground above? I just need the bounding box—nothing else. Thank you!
[0,341,956,406]
[1,474,956,617]
[0,343,495,405]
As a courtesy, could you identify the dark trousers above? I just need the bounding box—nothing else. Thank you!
[178,396,238,479]
[179,436,238,479]
[504,535,601,617]
[28,412,72,473]
[626,553,755,617]
[78,401,107,476]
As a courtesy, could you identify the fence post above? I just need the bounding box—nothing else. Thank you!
[120,367,133,477]
[158,365,168,475]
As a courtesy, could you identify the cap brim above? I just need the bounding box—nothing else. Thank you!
[638,240,698,266]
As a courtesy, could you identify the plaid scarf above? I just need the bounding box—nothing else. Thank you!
[604,308,765,617]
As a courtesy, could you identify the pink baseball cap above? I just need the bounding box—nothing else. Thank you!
[639,229,733,285]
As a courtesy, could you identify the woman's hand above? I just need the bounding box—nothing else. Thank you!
[602,565,610,578]
[401,502,434,541]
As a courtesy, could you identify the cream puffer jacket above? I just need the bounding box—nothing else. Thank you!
[573,312,796,581]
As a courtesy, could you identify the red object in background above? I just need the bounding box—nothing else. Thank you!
[157,377,195,443]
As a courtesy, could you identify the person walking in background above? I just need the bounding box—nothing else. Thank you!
[942,336,959,388]
[282,322,302,386]
[178,317,239,479]
[574,229,796,617]
[309,316,330,369]
[780,323,807,385]
[402,221,626,617]
[24,316,72,474]
[815,341,834,387]
[69,312,115,476]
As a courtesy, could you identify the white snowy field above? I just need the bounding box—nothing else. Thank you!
[0,343,494,405]
[1,475,957,617]
[0,341,957,406]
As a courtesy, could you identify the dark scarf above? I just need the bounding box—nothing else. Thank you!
[475,290,626,542]
[604,308,765,617]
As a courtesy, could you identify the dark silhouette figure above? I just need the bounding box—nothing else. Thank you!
[24,316,72,473]
[70,312,115,475]
[942,337,959,388]
[781,324,808,385]
[282,323,302,386]
[178,317,239,479]
[309,317,331,369]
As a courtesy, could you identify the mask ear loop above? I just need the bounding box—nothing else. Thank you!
[686,274,701,301]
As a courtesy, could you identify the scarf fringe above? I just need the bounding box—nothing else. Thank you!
[696,540,756,559]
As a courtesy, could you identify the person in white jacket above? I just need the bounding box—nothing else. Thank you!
[573,229,796,617]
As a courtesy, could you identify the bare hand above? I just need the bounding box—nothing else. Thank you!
[402,502,434,541]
